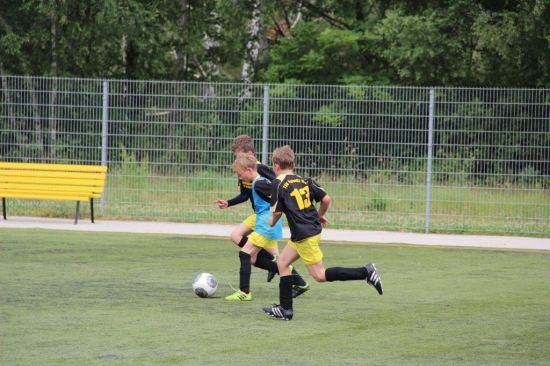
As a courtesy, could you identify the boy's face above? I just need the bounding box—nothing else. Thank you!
[235,166,256,183]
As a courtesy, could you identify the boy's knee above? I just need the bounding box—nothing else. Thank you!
[229,232,240,245]
[309,268,327,282]
[312,274,327,283]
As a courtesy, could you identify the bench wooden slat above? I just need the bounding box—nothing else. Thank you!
[0,192,95,201]
[0,162,107,224]
[2,170,107,180]
[0,183,103,197]
[2,176,106,186]
[0,162,108,172]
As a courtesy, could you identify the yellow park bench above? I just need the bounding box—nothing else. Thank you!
[0,162,108,224]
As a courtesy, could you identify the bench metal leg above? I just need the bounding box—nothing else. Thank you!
[2,198,6,220]
[74,201,80,225]
[90,198,95,223]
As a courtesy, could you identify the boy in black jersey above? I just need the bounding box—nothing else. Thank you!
[225,154,310,301]
[215,135,278,282]
[263,146,383,321]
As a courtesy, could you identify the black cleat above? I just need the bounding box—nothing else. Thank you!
[267,256,278,282]
[365,263,383,295]
[263,304,293,321]
[292,284,310,298]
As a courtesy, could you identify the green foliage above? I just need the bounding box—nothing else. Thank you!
[116,144,151,176]
[367,6,477,86]
[1,0,549,87]
[312,103,342,127]
[472,3,550,87]
[264,22,366,84]
[365,191,388,211]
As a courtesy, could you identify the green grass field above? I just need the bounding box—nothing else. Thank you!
[1,229,549,365]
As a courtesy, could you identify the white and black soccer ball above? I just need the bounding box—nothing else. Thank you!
[192,272,218,298]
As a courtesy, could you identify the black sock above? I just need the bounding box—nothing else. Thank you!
[255,258,306,286]
[254,256,279,273]
[280,275,293,310]
[258,248,275,260]
[325,267,367,282]
[237,236,248,248]
[238,251,251,293]
[291,267,307,287]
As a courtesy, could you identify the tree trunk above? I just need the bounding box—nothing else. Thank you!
[175,0,190,80]
[241,0,263,99]
[202,1,221,81]
[28,76,44,158]
[50,0,58,160]
[0,66,17,131]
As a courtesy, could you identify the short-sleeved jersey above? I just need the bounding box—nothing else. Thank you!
[252,176,282,240]
[228,162,276,211]
[271,173,327,242]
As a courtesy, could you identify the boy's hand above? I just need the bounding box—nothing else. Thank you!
[215,199,229,209]
[319,215,329,227]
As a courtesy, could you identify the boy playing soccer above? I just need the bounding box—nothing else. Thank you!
[215,135,278,282]
[263,145,383,320]
[225,154,310,301]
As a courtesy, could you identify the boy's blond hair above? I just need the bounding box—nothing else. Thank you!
[272,145,295,170]
[232,153,258,173]
[231,135,255,154]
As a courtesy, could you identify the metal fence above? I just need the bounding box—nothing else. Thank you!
[1,76,549,237]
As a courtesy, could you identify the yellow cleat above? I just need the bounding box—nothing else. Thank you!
[225,290,252,301]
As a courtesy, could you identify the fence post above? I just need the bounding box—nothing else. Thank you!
[261,84,270,164]
[425,89,435,233]
[101,80,109,215]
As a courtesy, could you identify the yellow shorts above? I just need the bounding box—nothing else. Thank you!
[288,234,323,265]
[243,214,256,230]
[248,231,278,249]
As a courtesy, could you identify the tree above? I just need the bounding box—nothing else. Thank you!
[472,0,550,87]
[366,3,483,86]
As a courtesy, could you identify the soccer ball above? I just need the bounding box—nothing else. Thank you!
[192,272,218,298]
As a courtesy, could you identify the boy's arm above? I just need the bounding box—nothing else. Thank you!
[257,163,276,181]
[226,193,249,206]
[317,194,331,217]
[214,195,247,208]
[269,212,283,227]
[254,180,272,201]
[317,194,331,227]
[215,183,249,209]
[268,177,283,226]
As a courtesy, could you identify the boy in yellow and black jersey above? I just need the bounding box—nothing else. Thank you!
[214,135,278,282]
[263,145,384,321]
[224,154,310,302]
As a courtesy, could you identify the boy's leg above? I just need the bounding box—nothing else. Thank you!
[282,234,382,294]
[263,246,299,320]
[231,222,253,246]
[319,263,383,295]
[254,256,309,295]
[238,236,276,260]
[226,243,260,301]
[233,215,277,282]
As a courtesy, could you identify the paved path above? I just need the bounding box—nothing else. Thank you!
[2,216,549,251]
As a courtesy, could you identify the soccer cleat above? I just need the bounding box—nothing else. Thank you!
[365,263,383,295]
[225,290,252,301]
[263,304,293,321]
[267,271,276,282]
[292,284,310,298]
